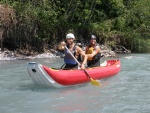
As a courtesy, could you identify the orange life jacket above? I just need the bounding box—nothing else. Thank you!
[86,43,99,60]
[86,46,94,60]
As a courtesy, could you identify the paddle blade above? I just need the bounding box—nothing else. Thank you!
[90,78,101,86]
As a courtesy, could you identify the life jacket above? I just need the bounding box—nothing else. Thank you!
[64,44,82,65]
[86,43,101,61]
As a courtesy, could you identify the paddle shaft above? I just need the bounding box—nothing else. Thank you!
[65,46,101,86]
[65,46,90,77]
[83,69,91,79]
[65,46,81,66]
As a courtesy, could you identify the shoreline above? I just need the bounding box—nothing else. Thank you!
[0,50,60,61]
[1,43,132,61]
[0,47,116,61]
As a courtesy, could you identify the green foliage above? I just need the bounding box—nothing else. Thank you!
[0,0,150,53]
[119,32,150,53]
[101,0,126,18]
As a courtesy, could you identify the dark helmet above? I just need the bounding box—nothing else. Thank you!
[91,35,96,39]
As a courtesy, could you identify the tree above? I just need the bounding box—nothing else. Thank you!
[0,4,17,51]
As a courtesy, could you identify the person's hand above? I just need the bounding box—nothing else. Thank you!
[80,64,85,69]
[58,41,66,50]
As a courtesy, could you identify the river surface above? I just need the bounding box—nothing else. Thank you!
[0,54,150,113]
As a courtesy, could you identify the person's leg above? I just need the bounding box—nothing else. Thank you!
[87,60,100,67]
[63,64,70,70]
[92,60,100,67]
[60,63,66,69]
[63,64,78,70]
[87,61,92,67]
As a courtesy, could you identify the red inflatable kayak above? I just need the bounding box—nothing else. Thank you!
[27,59,120,88]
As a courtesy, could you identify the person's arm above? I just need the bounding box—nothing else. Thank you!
[76,46,87,69]
[87,46,100,59]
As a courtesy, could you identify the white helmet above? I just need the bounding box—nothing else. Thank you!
[66,33,75,39]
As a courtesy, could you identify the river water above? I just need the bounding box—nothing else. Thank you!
[0,54,150,113]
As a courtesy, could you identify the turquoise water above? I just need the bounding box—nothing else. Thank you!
[0,54,150,113]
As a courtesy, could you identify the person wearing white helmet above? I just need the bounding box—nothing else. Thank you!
[61,33,87,69]
[85,35,101,67]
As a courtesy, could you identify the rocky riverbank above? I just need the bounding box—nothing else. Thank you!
[0,50,115,61]
[0,50,59,61]
[0,44,118,61]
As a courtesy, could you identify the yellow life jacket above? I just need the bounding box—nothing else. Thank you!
[86,46,94,60]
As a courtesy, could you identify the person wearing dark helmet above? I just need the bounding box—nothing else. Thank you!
[85,35,101,67]
[60,33,87,69]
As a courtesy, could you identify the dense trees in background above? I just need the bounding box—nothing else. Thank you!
[0,0,150,54]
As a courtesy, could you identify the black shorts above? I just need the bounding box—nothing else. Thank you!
[87,60,100,67]
[63,64,78,70]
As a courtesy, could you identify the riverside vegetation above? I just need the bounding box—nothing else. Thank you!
[0,0,150,58]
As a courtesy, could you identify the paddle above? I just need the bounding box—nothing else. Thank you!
[65,46,101,86]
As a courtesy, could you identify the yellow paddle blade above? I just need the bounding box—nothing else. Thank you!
[90,78,101,86]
